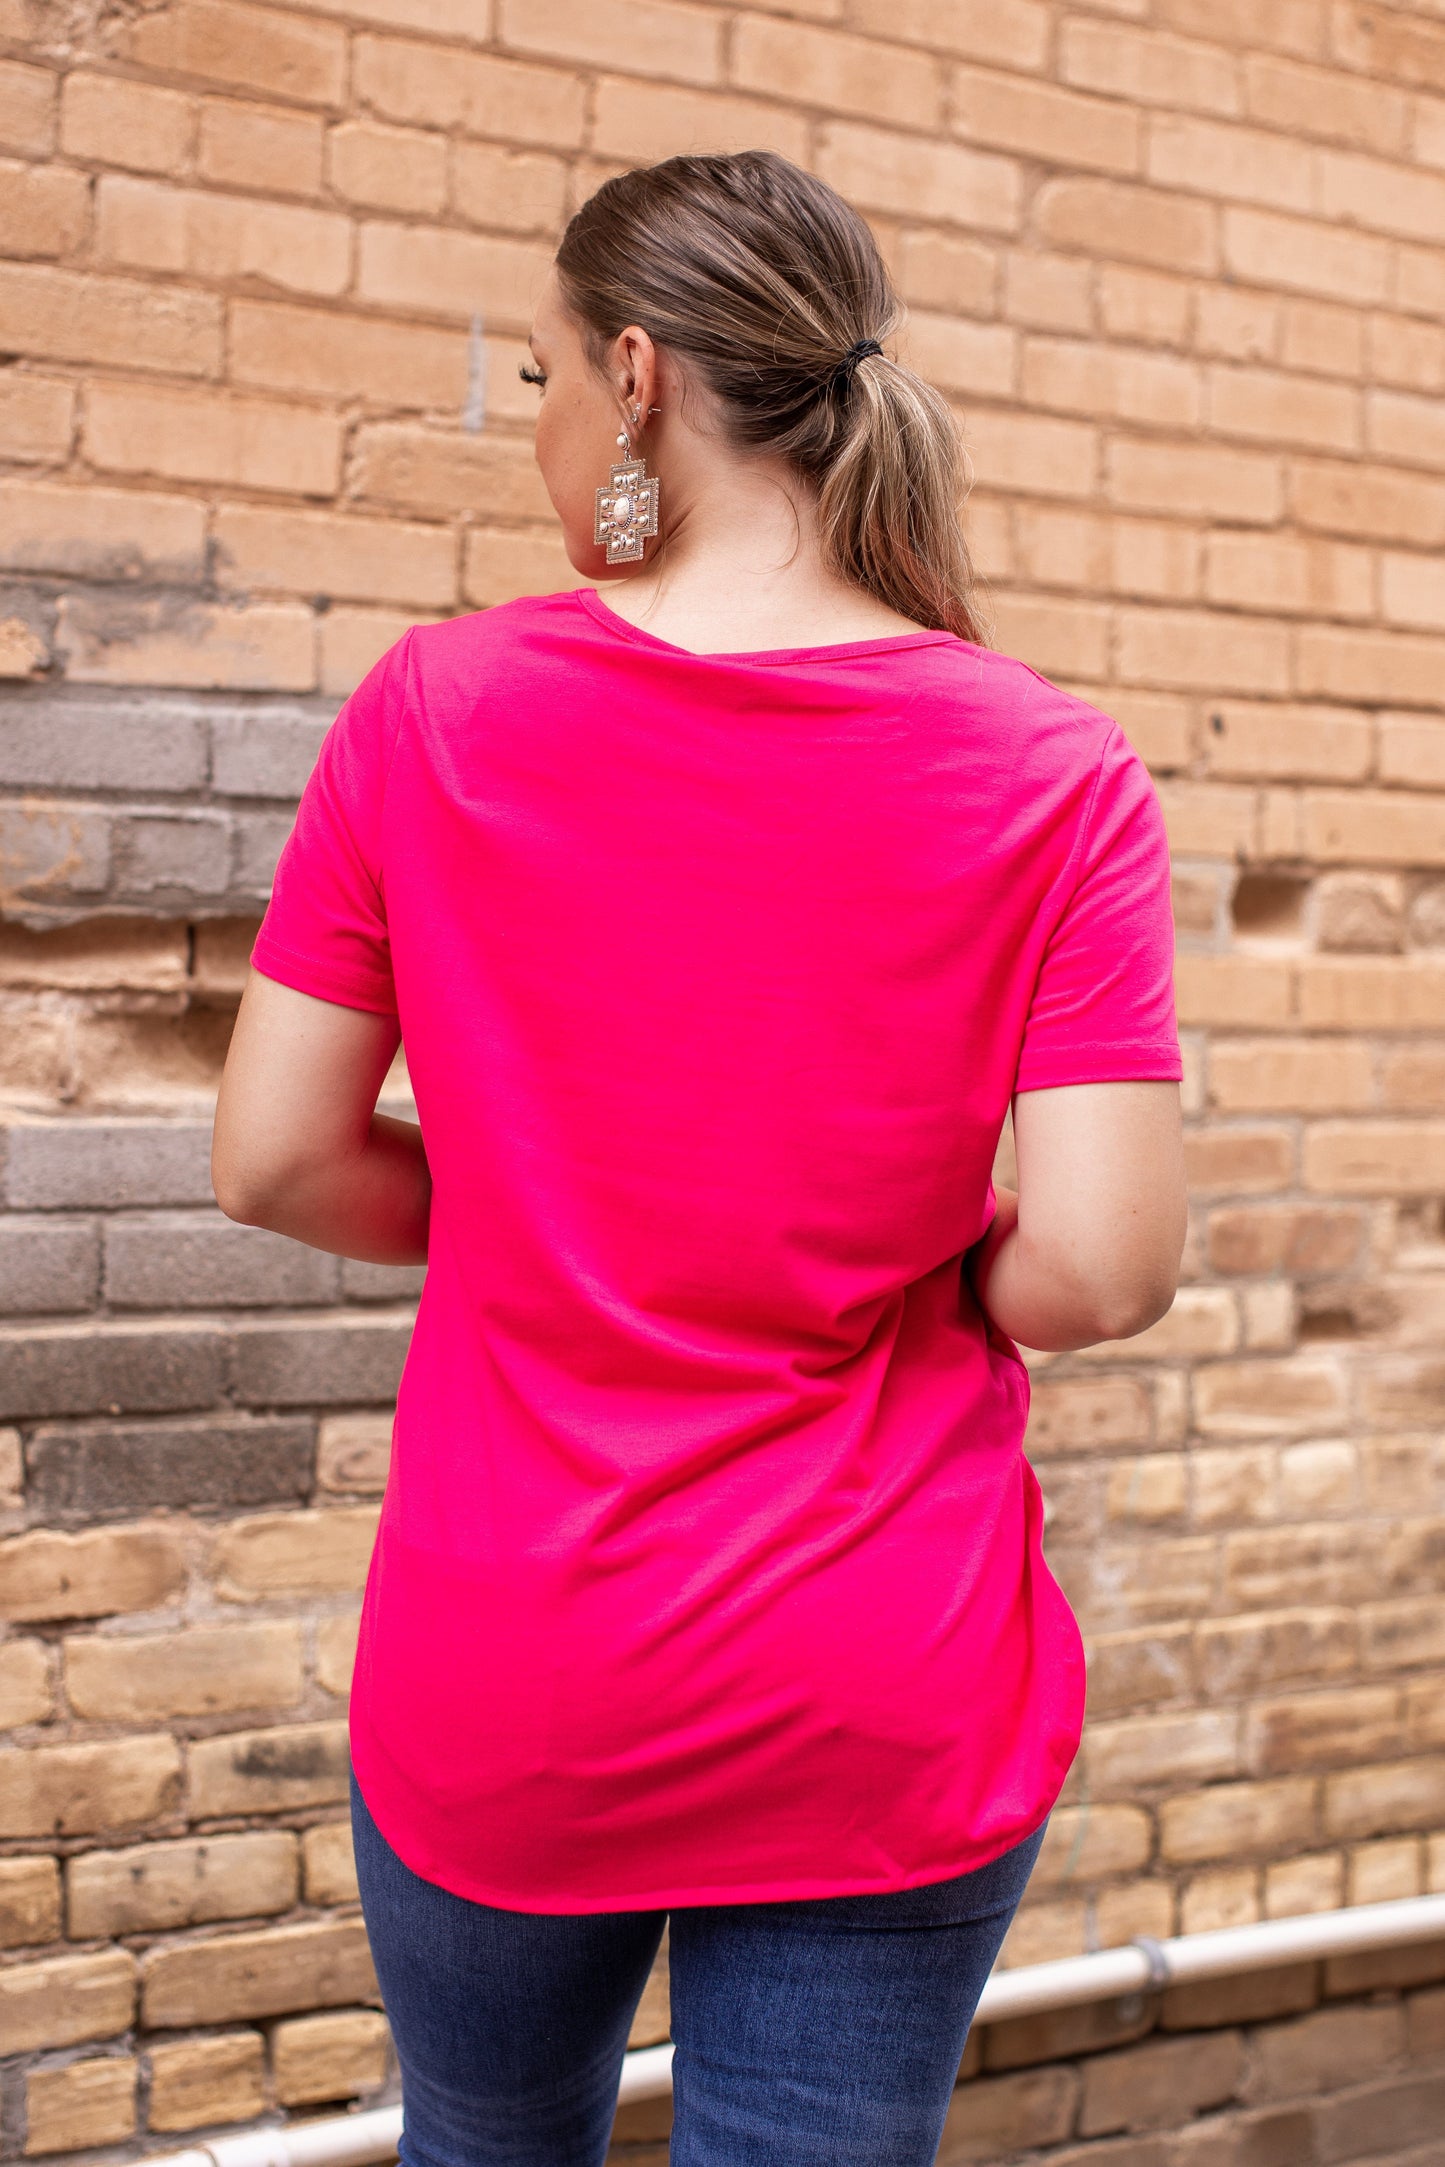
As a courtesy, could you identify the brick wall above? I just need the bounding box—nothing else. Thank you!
[2,0,1445,2159]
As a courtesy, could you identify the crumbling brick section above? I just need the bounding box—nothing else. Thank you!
[2,0,1445,2161]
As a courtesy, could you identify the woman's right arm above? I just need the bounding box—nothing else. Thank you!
[968,1078,1186,1354]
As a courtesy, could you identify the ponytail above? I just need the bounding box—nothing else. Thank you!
[554,150,990,648]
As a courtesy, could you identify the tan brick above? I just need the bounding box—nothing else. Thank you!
[326,119,445,215]
[1368,312,1445,395]
[1248,1684,1403,1775]
[303,1818,358,1906]
[85,380,341,496]
[60,71,192,174]
[317,1611,359,1697]
[851,0,1048,71]
[500,0,719,85]
[1244,53,1408,154]
[1210,1038,1372,1116]
[1281,296,1364,380]
[896,229,998,317]
[64,1620,303,1722]
[462,525,580,608]
[1204,701,1371,781]
[990,595,1110,682]
[1061,17,1242,116]
[0,57,56,157]
[97,175,350,297]
[1265,1849,1345,1915]
[318,604,431,698]
[117,0,347,109]
[142,1916,377,2026]
[1118,606,1291,693]
[212,1506,380,1600]
[0,1523,186,1624]
[1190,1443,1278,1529]
[1084,1624,1194,1717]
[230,297,466,407]
[1036,177,1218,274]
[316,1412,392,1494]
[1383,549,1445,639]
[936,2063,1078,2156]
[897,311,1017,400]
[69,1830,297,1938]
[0,1734,181,1840]
[0,1637,53,1726]
[1105,1453,1187,1525]
[1028,1803,1153,1894]
[950,64,1141,174]
[816,120,1020,232]
[1296,627,1445,708]
[1349,1834,1423,1904]
[0,1855,60,1949]
[274,2008,390,2105]
[1002,250,1092,333]
[731,16,940,129]
[215,502,454,609]
[1390,241,1445,321]
[1206,532,1371,619]
[350,424,552,519]
[1077,2029,1243,2137]
[353,34,586,148]
[1250,1999,1407,2101]
[963,410,1097,499]
[0,477,206,588]
[0,1950,135,2053]
[283,0,500,30]
[1208,364,1360,453]
[1299,957,1445,1031]
[24,2058,136,2155]
[1146,111,1316,212]
[1196,1358,1347,1439]
[1380,714,1445,788]
[189,1720,349,1818]
[198,95,324,195]
[1181,1866,1260,1934]
[356,219,551,329]
[1096,263,1192,347]
[0,260,222,375]
[0,371,72,463]
[590,75,810,167]
[1222,205,1391,305]
[0,156,89,261]
[1324,1755,1445,1841]
[147,2033,266,2133]
[56,593,315,691]
[1290,458,1445,548]
[1086,1710,1239,1795]
[1107,437,1283,523]
[1198,1607,1358,1699]
[1022,337,1200,428]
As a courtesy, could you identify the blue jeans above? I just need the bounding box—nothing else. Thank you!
[350,1765,1049,2166]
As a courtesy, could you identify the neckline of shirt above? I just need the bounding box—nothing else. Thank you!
[573,585,963,666]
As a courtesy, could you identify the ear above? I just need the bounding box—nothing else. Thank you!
[614,323,658,432]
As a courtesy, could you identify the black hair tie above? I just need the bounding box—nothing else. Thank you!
[829,337,884,397]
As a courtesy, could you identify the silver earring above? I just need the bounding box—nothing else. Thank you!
[594,423,661,566]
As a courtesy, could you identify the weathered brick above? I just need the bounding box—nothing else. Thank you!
[274,2009,390,2105]
[198,95,324,196]
[3,1116,213,1207]
[0,1734,181,1838]
[85,379,341,495]
[327,118,446,215]
[97,173,349,295]
[0,1319,226,1422]
[350,423,552,520]
[1036,178,1218,274]
[935,2063,1078,2157]
[1248,1999,1408,2102]
[0,261,222,374]
[0,1522,186,1622]
[352,34,586,147]
[316,1412,393,1495]
[0,155,89,261]
[0,477,204,583]
[214,502,455,610]
[1085,1710,1240,1795]
[117,0,347,109]
[208,704,329,796]
[303,1818,358,1905]
[113,811,233,899]
[0,1215,99,1311]
[227,1317,411,1408]
[0,57,57,156]
[319,605,426,697]
[0,370,73,461]
[1244,51,1408,152]
[59,71,192,173]
[0,1949,136,2053]
[232,807,304,893]
[66,1620,304,1721]
[0,694,209,794]
[189,1719,349,1817]
[211,1506,380,1599]
[141,1916,378,2026]
[67,1830,298,1938]
[56,592,316,692]
[316,1611,359,1696]
[0,1854,60,1948]
[147,2032,266,2133]
[105,1210,339,1309]
[23,2057,136,2155]
[1078,2029,1243,2137]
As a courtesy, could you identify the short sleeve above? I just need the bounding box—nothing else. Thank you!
[1014,721,1183,1093]
[249,631,413,1017]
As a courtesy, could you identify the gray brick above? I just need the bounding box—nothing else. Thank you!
[0,799,111,909]
[3,1120,215,1208]
[0,1321,226,1421]
[0,692,208,791]
[341,1257,426,1303]
[26,1415,313,1520]
[211,708,329,799]
[0,1216,100,1315]
[105,1211,339,1310]
[232,809,298,894]
[228,1317,411,1407]
[114,812,233,898]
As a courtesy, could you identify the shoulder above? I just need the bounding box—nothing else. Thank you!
[911,636,1123,775]
[407,593,579,669]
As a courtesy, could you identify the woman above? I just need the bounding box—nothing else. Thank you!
[213,152,1187,2167]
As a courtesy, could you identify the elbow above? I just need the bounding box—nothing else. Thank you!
[1090,1269,1181,1345]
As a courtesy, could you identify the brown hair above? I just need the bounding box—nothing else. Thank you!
[554,150,989,647]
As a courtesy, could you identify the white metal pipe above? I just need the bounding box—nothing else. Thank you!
[133,1891,1445,2167]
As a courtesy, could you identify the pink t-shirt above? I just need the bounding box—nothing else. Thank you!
[250,588,1183,1913]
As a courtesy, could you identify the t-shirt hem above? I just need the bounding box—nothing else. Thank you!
[1015,1045,1183,1092]
[251,933,399,1017]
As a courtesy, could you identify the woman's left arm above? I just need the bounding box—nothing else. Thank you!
[212,968,431,1267]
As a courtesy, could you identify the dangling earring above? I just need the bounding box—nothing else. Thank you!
[594,404,660,566]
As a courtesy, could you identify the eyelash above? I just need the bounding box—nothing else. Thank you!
[518,362,547,388]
